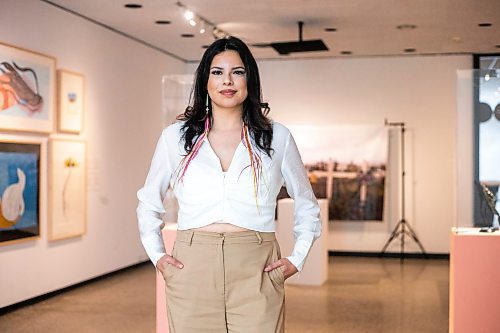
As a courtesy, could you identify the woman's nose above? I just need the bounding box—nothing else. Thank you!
[223,73,233,85]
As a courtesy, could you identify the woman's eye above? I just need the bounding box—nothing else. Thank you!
[210,70,222,75]
[233,70,246,75]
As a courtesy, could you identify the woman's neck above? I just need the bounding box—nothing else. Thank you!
[210,106,243,131]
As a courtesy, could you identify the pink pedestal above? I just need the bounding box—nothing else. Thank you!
[156,224,177,333]
[450,229,500,333]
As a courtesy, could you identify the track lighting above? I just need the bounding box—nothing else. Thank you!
[176,1,229,38]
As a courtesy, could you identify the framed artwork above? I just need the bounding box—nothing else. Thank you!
[57,70,84,133]
[48,138,86,240]
[0,41,56,133]
[0,134,47,245]
[288,125,388,221]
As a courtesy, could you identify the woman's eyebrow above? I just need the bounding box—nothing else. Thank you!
[210,66,246,70]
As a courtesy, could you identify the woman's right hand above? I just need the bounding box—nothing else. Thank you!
[157,254,184,274]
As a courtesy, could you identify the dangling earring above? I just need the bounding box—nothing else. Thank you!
[205,93,210,115]
[204,93,210,131]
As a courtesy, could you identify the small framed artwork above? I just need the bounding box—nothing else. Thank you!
[0,41,56,133]
[0,134,47,245]
[57,70,84,133]
[48,138,86,240]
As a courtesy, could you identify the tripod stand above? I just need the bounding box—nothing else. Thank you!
[380,120,427,260]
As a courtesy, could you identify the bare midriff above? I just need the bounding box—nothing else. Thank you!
[191,221,251,233]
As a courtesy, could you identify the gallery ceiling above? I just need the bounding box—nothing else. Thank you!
[43,0,500,62]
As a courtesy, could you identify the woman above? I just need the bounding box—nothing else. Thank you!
[137,36,321,333]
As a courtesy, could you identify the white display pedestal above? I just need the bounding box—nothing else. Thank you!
[276,198,329,286]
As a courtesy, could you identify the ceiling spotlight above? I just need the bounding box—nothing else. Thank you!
[485,74,490,81]
[189,19,197,26]
[199,22,206,34]
[397,24,417,30]
[184,10,194,21]
[124,3,142,9]
[478,23,492,27]
[404,48,416,53]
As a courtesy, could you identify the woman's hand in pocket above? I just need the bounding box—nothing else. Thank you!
[264,258,298,280]
[156,254,184,275]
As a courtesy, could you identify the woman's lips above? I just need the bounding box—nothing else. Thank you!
[219,89,236,97]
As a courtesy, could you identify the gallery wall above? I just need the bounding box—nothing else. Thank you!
[189,54,471,254]
[0,0,185,308]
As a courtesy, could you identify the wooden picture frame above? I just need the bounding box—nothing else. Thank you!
[57,70,84,133]
[0,41,56,133]
[48,138,86,240]
[0,134,47,246]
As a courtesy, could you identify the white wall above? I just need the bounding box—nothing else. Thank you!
[257,55,471,254]
[0,0,185,308]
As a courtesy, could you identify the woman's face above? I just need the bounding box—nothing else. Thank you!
[207,50,248,112]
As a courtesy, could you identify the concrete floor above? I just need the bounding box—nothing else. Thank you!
[0,257,449,333]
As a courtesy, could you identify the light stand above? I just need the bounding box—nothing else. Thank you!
[380,120,427,261]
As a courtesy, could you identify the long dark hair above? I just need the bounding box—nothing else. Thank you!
[177,36,273,158]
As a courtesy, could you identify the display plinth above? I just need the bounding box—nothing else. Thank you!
[156,223,177,333]
[450,229,500,333]
[276,198,329,286]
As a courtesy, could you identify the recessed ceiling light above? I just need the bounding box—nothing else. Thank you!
[201,45,209,49]
[451,36,462,42]
[495,44,500,48]
[404,48,416,53]
[155,20,171,25]
[478,23,492,27]
[124,3,142,9]
[340,51,352,55]
[396,24,417,30]
[181,33,195,38]
[324,28,337,32]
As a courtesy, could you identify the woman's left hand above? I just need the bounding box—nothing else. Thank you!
[264,258,298,280]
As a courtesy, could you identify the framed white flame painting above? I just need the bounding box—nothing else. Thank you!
[0,134,46,245]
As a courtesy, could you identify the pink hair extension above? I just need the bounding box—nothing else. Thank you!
[242,124,264,214]
[173,116,211,186]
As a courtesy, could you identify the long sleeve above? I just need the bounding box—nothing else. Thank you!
[136,129,173,267]
[280,131,322,271]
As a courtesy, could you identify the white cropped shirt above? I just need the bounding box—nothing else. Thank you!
[136,121,321,271]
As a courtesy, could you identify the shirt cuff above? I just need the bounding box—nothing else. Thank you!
[151,251,167,268]
[286,238,313,272]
